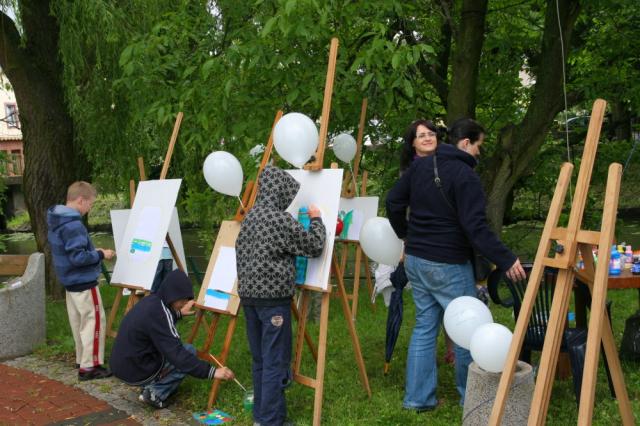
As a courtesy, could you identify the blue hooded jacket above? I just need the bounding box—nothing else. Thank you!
[46,205,104,292]
[110,270,215,385]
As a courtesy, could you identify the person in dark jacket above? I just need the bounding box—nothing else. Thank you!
[386,118,525,411]
[236,165,326,426]
[47,181,115,381]
[110,269,234,408]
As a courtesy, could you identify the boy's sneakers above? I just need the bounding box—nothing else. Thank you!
[139,388,167,409]
[78,365,112,381]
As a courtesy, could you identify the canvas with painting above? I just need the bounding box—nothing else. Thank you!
[110,179,182,289]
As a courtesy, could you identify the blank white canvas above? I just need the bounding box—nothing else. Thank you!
[285,169,343,291]
[110,179,182,289]
[337,196,379,241]
[206,246,237,294]
[111,207,188,274]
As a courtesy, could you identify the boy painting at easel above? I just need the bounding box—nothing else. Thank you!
[236,165,326,426]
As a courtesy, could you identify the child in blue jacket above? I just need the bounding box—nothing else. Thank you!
[47,181,115,381]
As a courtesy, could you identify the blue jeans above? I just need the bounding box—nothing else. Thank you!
[244,304,292,426]
[150,259,174,293]
[143,343,196,401]
[403,255,476,409]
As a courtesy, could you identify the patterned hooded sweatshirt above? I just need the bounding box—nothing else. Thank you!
[236,165,326,306]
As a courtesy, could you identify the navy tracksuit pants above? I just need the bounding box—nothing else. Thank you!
[243,304,292,426]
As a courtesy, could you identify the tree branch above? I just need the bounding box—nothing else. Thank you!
[0,12,28,83]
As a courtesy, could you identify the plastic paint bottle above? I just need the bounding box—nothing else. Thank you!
[609,245,621,276]
[625,245,633,269]
[295,207,311,284]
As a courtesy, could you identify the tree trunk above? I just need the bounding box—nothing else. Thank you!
[611,101,631,141]
[446,0,488,123]
[482,0,581,233]
[0,3,82,298]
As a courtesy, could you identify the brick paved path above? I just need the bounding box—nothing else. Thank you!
[0,364,139,425]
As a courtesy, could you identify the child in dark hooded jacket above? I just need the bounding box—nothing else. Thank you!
[236,165,326,426]
[110,269,234,408]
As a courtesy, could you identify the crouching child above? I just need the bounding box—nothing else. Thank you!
[110,270,234,408]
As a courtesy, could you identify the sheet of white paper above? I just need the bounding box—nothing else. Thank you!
[207,246,237,293]
[110,179,181,289]
[111,207,187,274]
[337,196,379,241]
[285,169,343,290]
[204,289,231,311]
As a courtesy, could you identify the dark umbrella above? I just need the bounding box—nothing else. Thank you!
[384,261,409,374]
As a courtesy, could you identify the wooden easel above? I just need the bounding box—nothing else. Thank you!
[106,113,186,337]
[335,98,376,319]
[489,99,635,425]
[292,38,371,426]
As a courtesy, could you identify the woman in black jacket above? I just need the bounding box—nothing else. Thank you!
[386,118,525,411]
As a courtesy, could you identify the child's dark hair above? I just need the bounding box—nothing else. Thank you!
[400,119,438,172]
[447,118,485,145]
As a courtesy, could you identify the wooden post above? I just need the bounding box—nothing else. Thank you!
[306,38,338,171]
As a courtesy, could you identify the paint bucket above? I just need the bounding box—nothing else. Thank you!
[243,389,254,412]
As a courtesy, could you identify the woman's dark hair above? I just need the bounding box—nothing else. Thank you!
[400,119,438,172]
[447,118,485,145]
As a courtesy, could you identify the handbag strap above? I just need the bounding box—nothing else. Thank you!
[433,154,455,213]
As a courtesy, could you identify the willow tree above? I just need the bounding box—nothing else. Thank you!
[0,1,83,297]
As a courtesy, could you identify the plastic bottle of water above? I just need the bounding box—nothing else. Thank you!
[295,207,311,284]
[609,244,621,276]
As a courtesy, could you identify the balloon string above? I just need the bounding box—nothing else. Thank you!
[237,196,246,210]
[348,162,359,197]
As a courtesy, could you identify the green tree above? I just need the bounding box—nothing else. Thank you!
[0,1,86,297]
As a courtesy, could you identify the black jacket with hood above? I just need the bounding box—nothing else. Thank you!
[386,143,517,272]
[236,165,326,305]
[110,270,214,385]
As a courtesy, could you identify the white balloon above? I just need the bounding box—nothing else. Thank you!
[202,151,243,196]
[273,112,319,168]
[443,296,493,350]
[470,323,513,373]
[359,217,403,266]
[332,133,357,163]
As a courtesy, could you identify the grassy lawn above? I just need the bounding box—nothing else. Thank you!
[39,259,640,425]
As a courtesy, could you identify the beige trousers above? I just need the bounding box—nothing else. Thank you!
[66,286,106,369]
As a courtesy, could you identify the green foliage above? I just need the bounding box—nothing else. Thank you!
[6,210,29,231]
[51,0,640,236]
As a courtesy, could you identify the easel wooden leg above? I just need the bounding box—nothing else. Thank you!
[106,287,123,338]
[362,253,375,311]
[351,244,362,319]
[578,164,634,425]
[490,163,574,425]
[207,316,237,409]
[332,255,371,397]
[312,291,330,426]
[293,291,311,376]
[292,298,318,361]
[187,310,205,344]
[528,269,575,424]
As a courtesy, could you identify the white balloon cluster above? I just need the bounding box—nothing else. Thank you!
[444,296,513,373]
[359,217,404,266]
[273,112,319,168]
